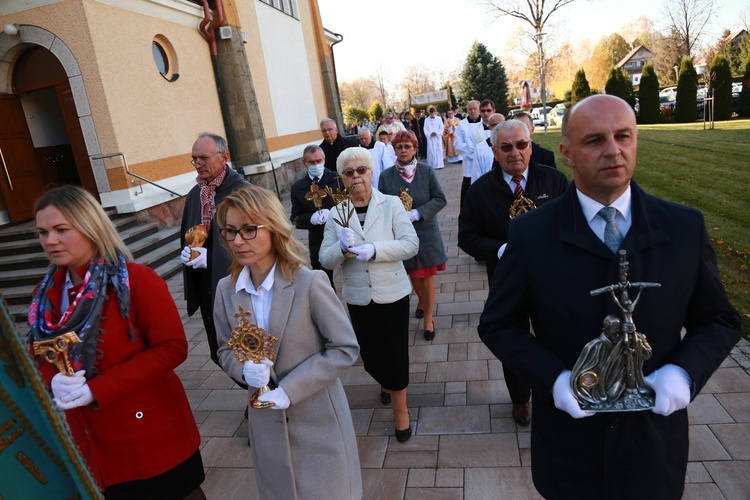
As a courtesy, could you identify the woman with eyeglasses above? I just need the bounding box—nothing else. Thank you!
[213,185,362,499]
[378,130,447,342]
[29,186,205,499]
[319,147,419,442]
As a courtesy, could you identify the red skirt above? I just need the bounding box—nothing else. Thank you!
[407,262,446,278]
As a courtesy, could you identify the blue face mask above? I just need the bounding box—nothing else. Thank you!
[307,162,325,179]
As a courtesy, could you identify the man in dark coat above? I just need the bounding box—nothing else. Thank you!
[180,132,250,366]
[478,95,741,499]
[290,145,340,286]
[512,111,557,168]
[459,119,568,427]
[319,118,358,172]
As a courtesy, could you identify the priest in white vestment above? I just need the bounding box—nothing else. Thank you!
[423,107,445,169]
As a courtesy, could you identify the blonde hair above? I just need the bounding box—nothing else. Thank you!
[216,185,308,283]
[34,185,133,264]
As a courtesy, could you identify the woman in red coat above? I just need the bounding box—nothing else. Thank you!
[28,186,204,499]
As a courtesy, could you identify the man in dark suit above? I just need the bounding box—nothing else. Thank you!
[290,145,339,286]
[478,95,741,499]
[459,119,568,426]
[319,118,358,172]
[512,111,557,168]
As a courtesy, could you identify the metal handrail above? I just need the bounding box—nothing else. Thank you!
[90,152,181,198]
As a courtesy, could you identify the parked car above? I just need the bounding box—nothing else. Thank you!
[530,107,551,126]
[659,86,677,100]
[507,109,524,120]
[547,105,566,126]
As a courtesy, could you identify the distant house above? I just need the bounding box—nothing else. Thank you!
[697,29,747,74]
[615,45,654,86]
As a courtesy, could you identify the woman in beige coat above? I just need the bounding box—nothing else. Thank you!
[213,185,362,499]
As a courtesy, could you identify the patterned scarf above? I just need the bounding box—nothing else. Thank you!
[28,254,133,379]
[197,166,227,231]
[396,157,418,183]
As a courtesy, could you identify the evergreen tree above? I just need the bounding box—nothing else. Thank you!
[709,55,733,121]
[675,56,698,123]
[571,69,591,104]
[638,63,661,124]
[459,42,509,115]
[368,101,384,122]
[605,67,636,109]
[739,58,750,118]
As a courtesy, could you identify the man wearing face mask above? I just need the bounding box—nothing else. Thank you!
[291,145,340,286]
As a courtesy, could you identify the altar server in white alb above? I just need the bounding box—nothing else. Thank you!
[423,107,445,169]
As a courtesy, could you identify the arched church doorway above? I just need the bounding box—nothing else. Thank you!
[0,46,95,223]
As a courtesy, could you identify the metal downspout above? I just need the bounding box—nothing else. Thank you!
[198,0,239,166]
[328,30,344,130]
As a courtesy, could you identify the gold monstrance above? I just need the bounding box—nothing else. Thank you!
[398,188,413,212]
[305,182,328,213]
[32,332,81,376]
[509,197,537,219]
[227,306,279,409]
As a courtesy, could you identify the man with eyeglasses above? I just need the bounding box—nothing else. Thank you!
[290,145,340,286]
[180,132,250,367]
[477,95,740,498]
[459,119,567,427]
[319,118,358,173]
[454,100,496,208]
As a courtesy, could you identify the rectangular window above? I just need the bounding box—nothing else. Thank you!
[259,0,298,19]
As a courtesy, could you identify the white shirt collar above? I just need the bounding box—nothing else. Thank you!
[576,185,632,224]
[235,261,277,295]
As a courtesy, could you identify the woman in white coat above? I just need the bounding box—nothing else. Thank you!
[319,148,419,442]
[213,185,362,499]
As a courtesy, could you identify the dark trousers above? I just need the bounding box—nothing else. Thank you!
[460,176,472,211]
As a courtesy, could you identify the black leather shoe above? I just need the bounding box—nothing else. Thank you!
[423,329,435,341]
[395,426,412,442]
[380,390,391,405]
[512,402,532,426]
[415,308,425,319]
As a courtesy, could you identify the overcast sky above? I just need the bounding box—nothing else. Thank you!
[318,0,749,83]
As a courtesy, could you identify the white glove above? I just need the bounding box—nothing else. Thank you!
[553,370,595,419]
[497,243,507,260]
[339,227,355,252]
[310,209,330,225]
[256,386,290,410]
[350,243,376,262]
[645,364,692,416]
[243,359,274,388]
[408,209,422,223]
[51,370,87,400]
[56,382,95,410]
[182,246,208,269]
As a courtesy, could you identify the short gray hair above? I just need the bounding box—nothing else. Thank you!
[358,127,372,137]
[320,117,336,128]
[336,147,373,175]
[197,132,228,154]
[490,120,530,147]
[303,145,324,159]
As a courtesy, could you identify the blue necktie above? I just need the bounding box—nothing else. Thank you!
[597,207,623,253]
[313,177,320,184]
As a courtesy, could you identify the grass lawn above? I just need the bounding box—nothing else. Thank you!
[534,119,750,338]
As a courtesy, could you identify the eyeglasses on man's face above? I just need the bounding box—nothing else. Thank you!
[394,144,413,151]
[480,108,494,113]
[191,152,221,166]
[342,166,370,177]
[496,140,530,153]
[219,225,266,241]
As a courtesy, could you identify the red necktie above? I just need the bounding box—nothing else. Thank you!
[512,175,524,198]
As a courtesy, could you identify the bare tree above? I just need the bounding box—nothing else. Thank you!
[372,64,391,109]
[401,65,436,96]
[662,0,718,57]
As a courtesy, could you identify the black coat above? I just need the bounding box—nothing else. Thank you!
[531,141,557,169]
[478,181,741,499]
[320,135,358,172]
[290,169,340,268]
[458,161,568,280]
[180,166,251,316]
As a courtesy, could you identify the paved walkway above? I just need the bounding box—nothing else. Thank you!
[168,162,750,499]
